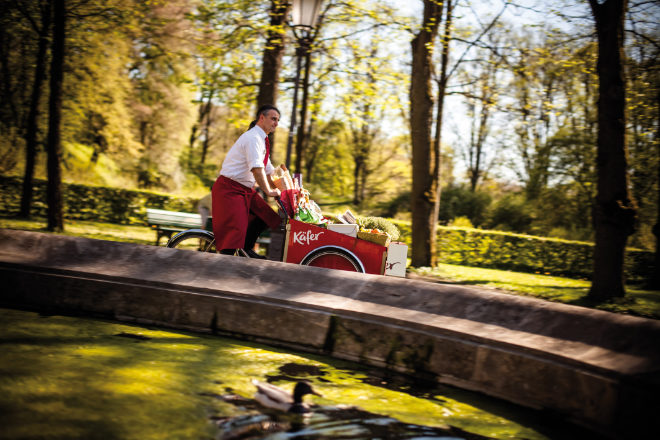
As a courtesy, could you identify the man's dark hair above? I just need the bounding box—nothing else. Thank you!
[247,104,280,131]
[257,104,280,119]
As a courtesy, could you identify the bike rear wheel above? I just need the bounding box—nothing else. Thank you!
[167,230,216,253]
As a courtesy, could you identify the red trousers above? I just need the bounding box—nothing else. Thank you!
[211,175,280,251]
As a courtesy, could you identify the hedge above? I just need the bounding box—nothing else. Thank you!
[1,175,654,281]
[390,219,653,282]
[0,175,197,225]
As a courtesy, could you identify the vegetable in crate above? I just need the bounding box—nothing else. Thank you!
[357,216,400,241]
[357,228,391,247]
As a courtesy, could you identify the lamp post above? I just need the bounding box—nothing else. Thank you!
[285,0,323,171]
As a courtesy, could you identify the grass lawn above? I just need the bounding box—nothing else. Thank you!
[409,265,660,320]
[0,216,154,245]
[2,215,658,320]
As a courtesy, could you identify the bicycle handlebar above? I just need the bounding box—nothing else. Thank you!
[276,198,291,220]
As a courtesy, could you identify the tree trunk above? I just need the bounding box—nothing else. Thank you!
[200,95,214,165]
[256,0,289,151]
[46,0,65,232]
[410,0,443,267]
[20,0,51,218]
[0,29,20,126]
[432,0,452,228]
[294,48,311,175]
[303,96,320,181]
[353,156,362,205]
[188,121,199,168]
[303,106,317,181]
[651,87,660,289]
[588,0,636,299]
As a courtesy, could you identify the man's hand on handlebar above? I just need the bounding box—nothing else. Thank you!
[251,167,281,199]
[267,188,281,198]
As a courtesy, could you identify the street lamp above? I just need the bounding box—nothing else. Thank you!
[285,0,323,171]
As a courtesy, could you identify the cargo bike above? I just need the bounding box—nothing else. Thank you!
[166,198,407,278]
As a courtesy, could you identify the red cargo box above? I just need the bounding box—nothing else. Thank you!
[283,220,387,275]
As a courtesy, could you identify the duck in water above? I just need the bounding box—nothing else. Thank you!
[252,380,322,414]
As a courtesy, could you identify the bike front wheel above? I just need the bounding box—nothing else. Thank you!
[167,230,216,253]
[300,246,364,273]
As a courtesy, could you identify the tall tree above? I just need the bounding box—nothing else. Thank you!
[0,2,37,175]
[188,0,270,181]
[129,0,197,189]
[461,40,502,193]
[410,0,443,267]
[504,34,565,201]
[340,37,405,205]
[431,0,452,226]
[46,0,65,232]
[294,45,313,175]
[654,86,660,288]
[587,0,637,299]
[256,0,289,150]
[20,0,51,218]
[292,4,327,176]
[624,0,660,283]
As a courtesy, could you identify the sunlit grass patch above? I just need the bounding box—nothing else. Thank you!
[411,264,660,319]
[0,216,154,245]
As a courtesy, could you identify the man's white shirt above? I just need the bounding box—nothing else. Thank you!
[219,125,274,188]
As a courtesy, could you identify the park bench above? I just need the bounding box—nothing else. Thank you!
[145,208,271,250]
[146,208,202,246]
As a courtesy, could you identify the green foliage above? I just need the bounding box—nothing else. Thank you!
[434,226,653,283]
[376,190,411,219]
[0,128,23,175]
[448,216,474,228]
[0,175,197,225]
[390,218,411,244]
[386,216,653,282]
[484,193,535,233]
[61,142,135,188]
[438,184,492,227]
[305,120,354,199]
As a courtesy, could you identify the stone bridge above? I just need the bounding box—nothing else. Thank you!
[0,229,658,438]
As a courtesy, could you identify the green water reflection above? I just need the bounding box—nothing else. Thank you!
[0,308,589,439]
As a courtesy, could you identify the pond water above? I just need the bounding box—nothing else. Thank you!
[0,307,599,440]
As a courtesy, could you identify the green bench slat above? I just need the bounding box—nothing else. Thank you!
[146,208,271,250]
[146,208,202,246]
[146,208,201,229]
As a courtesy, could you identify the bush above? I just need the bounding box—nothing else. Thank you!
[438,184,492,227]
[485,193,535,233]
[383,217,653,282]
[376,191,410,219]
[448,216,474,228]
[435,226,652,282]
[0,175,198,225]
